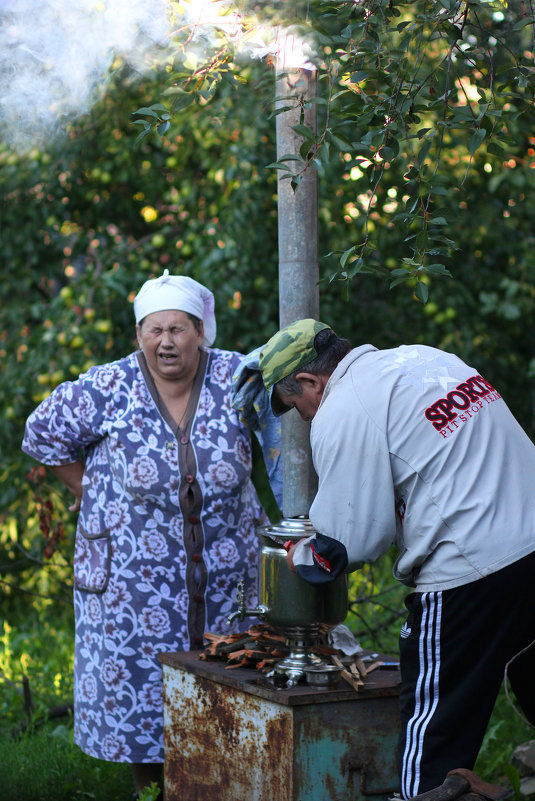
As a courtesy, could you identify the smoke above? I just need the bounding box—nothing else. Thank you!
[0,0,170,151]
[0,0,316,153]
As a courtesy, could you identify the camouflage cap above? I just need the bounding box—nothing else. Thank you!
[259,319,332,414]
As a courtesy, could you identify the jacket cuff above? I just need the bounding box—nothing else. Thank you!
[294,532,348,584]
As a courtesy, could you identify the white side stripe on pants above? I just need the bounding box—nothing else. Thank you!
[401,592,442,799]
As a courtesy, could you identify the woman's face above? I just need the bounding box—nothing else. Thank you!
[137,310,204,383]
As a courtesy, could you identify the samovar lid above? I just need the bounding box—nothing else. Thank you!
[257,517,317,542]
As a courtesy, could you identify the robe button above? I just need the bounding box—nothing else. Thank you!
[189,515,198,524]
[185,474,194,484]
[194,593,203,603]
[180,435,189,445]
[192,554,201,563]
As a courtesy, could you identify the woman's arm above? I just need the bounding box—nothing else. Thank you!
[49,461,85,512]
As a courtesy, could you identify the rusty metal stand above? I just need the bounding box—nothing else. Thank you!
[160,651,401,801]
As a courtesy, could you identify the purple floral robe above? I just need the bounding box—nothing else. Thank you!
[22,348,269,762]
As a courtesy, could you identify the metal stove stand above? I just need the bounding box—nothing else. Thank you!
[159,650,401,801]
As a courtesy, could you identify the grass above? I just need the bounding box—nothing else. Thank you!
[1,722,135,801]
[475,687,534,788]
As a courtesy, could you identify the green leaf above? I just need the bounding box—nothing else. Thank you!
[416,231,428,251]
[417,139,433,167]
[350,71,369,83]
[327,133,352,151]
[414,281,429,303]
[468,129,486,156]
[346,258,363,279]
[292,124,316,142]
[323,250,343,259]
[169,94,195,112]
[425,263,452,277]
[267,154,302,164]
[340,246,356,269]
[389,275,411,288]
[428,185,449,195]
[134,129,151,145]
[305,97,328,107]
[269,104,297,118]
[300,140,313,160]
[487,142,505,158]
[163,86,188,95]
[513,17,534,31]
[132,107,159,118]
[381,137,400,160]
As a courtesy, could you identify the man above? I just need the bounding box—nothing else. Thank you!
[258,318,535,800]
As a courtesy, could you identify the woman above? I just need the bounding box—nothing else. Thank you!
[22,271,281,797]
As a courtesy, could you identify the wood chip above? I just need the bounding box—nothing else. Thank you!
[365,661,384,673]
[330,654,361,691]
[354,656,368,678]
[349,662,364,682]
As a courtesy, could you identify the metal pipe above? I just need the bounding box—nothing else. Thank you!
[275,53,319,518]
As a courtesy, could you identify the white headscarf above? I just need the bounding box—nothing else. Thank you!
[133,270,216,347]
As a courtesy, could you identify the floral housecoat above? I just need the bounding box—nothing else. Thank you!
[22,348,272,762]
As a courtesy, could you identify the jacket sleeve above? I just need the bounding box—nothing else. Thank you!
[306,382,397,576]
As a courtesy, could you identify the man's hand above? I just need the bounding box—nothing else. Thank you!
[285,538,308,573]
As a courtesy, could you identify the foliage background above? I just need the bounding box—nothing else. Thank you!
[1,0,535,795]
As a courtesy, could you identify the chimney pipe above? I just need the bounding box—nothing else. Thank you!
[275,53,319,518]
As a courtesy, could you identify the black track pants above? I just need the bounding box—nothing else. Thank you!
[398,550,535,799]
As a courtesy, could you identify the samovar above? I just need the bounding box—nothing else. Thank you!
[228,518,348,685]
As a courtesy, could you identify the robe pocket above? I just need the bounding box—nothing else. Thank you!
[73,527,112,594]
